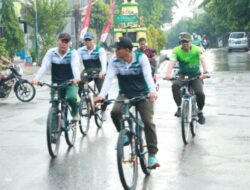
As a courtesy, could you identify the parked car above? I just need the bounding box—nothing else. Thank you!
[228,32,249,52]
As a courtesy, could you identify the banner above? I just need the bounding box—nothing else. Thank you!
[80,0,93,40]
[100,1,115,43]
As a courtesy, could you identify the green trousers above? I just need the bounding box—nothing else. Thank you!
[50,84,79,117]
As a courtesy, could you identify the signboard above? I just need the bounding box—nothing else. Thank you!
[115,15,138,24]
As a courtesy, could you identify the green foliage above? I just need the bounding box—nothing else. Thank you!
[201,0,250,31]
[89,0,109,41]
[22,0,71,65]
[0,38,9,58]
[0,0,24,56]
[146,25,167,53]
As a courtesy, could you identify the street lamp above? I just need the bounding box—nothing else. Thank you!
[34,0,39,65]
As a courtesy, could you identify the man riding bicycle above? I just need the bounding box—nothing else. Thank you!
[165,32,209,124]
[32,32,81,121]
[136,37,157,76]
[78,32,108,120]
[96,37,160,169]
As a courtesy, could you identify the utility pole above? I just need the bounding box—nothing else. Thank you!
[34,0,39,65]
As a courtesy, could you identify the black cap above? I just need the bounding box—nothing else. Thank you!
[114,37,133,50]
[58,32,71,41]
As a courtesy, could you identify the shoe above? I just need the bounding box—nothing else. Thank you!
[123,134,130,146]
[73,113,80,121]
[198,111,205,124]
[174,107,181,117]
[148,155,160,169]
[50,134,57,144]
[101,111,107,121]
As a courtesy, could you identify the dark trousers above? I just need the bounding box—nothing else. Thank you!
[172,75,205,110]
[111,94,158,155]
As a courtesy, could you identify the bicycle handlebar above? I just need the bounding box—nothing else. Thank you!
[82,72,100,79]
[38,81,73,89]
[100,95,148,105]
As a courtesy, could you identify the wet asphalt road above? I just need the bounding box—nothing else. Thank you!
[0,48,250,190]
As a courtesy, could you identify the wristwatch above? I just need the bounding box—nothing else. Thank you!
[203,71,209,74]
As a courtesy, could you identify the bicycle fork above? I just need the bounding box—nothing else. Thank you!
[182,97,192,123]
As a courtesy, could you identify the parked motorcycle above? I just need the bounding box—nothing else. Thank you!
[0,64,36,102]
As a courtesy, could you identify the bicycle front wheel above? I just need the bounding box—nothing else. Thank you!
[79,96,91,135]
[94,108,103,128]
[47,107,61,157]
[181,100,191,144]
[117,129,138,190]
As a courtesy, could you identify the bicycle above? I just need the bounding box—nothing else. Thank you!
[172,75,209,144]
[78,71,103,135]
[104,95,151,190]
[38,81,77,157]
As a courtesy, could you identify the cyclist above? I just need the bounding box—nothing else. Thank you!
[78,32,108,120]
[165,32,209,124]
[32,32,81,121]
[96,37,160,169]
[136,37,157,76]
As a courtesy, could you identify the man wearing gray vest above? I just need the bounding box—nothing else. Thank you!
[78,32,108,120]
[32,32,81,121]
[95,37,160,169]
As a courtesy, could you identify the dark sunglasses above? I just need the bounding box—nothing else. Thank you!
[84,38,92,42]
[181,40,189,44]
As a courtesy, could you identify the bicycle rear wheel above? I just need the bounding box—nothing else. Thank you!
[117,129,138,190]
[181,100,191,144]
[65,108,77,147]
[47,107,61,157]
[138,126,151,175]
[79,96,91,135]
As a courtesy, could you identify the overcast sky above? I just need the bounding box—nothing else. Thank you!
[172,0,204,24]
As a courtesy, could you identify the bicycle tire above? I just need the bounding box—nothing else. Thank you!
[47,107,61,157]
[117,129,138,190]
[181,100,191,144]
[15,81,36,102]
[138,126,151,175]
[64,107,77,147]
[94,108,103,128]
[79,96,91,135]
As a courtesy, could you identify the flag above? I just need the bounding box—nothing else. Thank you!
[80,0,92,40]
[100,1,115,43]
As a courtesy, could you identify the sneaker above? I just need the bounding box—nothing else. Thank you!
[50,134,57,144]
[73,113,80,121]
[148,155,160,169]
[101,111,107,121]
[174,107,181,117]
[123,134,130,146]
[198,111,205,124]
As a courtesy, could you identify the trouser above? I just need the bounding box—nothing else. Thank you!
[111,94,158,155]
[79,69,107,111]
[172,74,205,110]
[51,84,79,117]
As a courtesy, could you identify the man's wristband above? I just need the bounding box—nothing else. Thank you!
[203,71,209,74]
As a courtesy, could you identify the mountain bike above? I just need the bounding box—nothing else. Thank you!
[78,71,103,135]
[173,75,209,144]
[104,96,150,190]
[38,81,77,157]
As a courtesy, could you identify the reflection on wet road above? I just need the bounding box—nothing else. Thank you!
[0,49,250,190]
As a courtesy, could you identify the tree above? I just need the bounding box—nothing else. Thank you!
[89,0,109,41]
[0,0,24,56]
[22,0,71,65]
[146,25,167,53]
